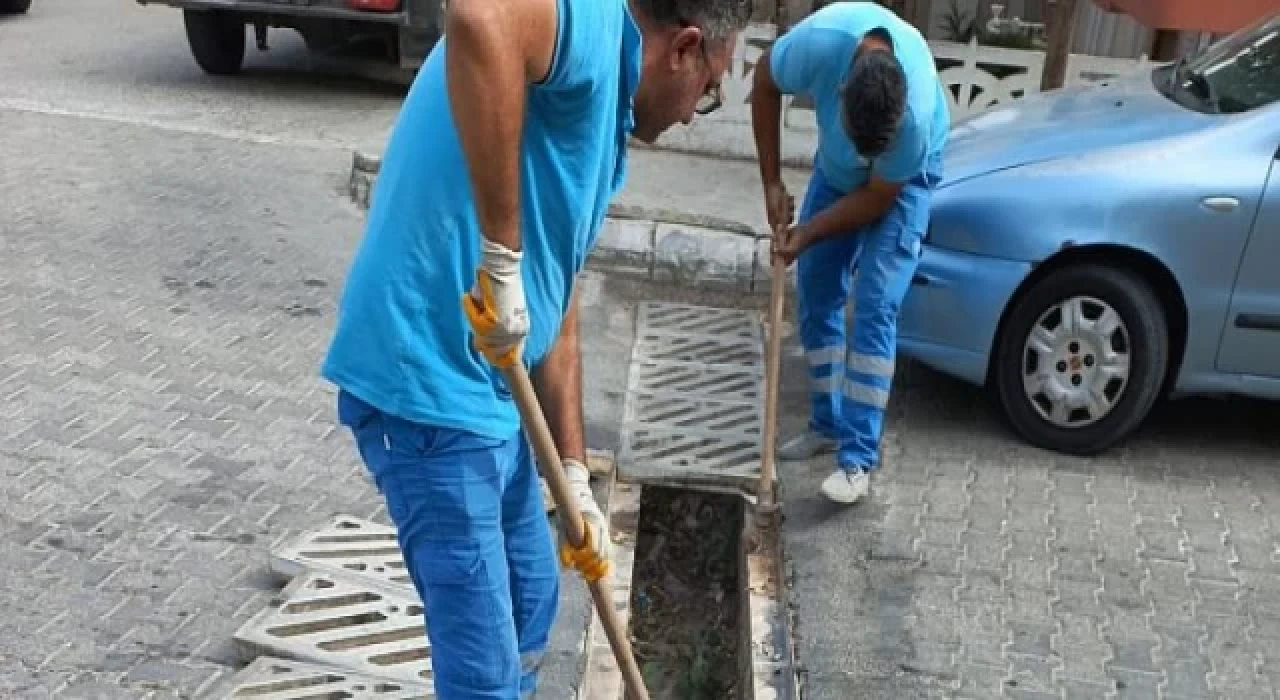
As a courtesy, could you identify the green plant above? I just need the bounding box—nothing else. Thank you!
[938,0,977,42]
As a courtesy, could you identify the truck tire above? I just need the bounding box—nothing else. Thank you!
[183,9,246,76]
[0,0,33,14]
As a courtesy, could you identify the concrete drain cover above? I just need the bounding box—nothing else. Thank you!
[204,656,433,699]
[270,515,412,593]
[635,331,763,367]
[631,359,762,403]
[628,392,761,434]
[620,302,764,490]
[637,301,761,342]
[234,570,433,687]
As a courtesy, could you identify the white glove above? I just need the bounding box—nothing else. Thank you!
[462,237,528,368]
[558,459,612,579]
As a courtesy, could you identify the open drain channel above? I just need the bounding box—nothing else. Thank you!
[628,485,744,698]
[585,301,796,700]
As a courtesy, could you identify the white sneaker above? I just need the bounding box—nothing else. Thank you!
[820,469,869,505]
[777,431,838,461]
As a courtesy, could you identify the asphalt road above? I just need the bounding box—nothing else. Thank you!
[5,1,1280,699]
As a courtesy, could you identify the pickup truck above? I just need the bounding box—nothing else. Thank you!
[135,0,446,77]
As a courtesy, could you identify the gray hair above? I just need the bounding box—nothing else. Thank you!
[632,0,755,43]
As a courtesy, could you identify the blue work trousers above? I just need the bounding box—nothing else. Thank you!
[795,167,933,471]
[338,390,559,700]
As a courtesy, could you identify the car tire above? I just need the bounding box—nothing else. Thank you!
[183,9,246,76]
[0,0,32,14]
[992,263,1168,456]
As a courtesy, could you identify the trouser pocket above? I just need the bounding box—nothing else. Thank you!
[412,537,520,696]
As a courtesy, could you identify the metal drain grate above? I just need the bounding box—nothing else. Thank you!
[620,302,765,489]
[626,392,761,435]
[634,331,762,367]
[621,428,761,482]
[270,515,412,593]
[233,570,432,687]
[629,360,762,404]
[204,656,433,699]
[637,301,761,343]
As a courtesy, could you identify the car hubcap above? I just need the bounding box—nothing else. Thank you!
[1021,296,1131,429]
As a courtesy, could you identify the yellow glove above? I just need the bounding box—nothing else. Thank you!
[461,238,528,368]
[557,459,612,583]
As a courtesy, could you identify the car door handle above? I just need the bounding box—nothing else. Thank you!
[1201,196,1239,213]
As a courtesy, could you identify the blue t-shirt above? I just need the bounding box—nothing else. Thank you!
[321,0,643,440]
[770,1,949,193]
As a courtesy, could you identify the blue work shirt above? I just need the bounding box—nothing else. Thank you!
[770,1,950,194]
[321,0,643,440]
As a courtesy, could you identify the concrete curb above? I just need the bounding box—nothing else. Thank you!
[347,150,796,296]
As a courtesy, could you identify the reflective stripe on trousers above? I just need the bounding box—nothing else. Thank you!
[795,167,932,471]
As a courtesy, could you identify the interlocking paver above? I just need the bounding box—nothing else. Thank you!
[777,322,1280,699]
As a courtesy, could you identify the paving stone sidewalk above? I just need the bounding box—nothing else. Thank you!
[772,325,1280,699]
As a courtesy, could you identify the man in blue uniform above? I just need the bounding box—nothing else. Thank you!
[751,1,949,505]
[320,0,752,697]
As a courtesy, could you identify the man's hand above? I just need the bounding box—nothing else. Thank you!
[764,181,795,233]
[462,238,528,368]
[558,459,612,578]
[772,223,813,266]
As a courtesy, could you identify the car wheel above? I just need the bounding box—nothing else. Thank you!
[183,9,246,76]
[992,263,1168,456]
[0,0,32,14]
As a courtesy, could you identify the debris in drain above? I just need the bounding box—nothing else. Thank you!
[629,485,743,700]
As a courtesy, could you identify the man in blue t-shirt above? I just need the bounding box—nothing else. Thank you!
[320,0,751,696]
[751,2,949,506]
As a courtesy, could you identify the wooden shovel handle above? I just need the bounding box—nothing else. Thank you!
[498,363,651,700]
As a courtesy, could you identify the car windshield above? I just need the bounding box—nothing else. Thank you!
[1163,12,1280,114]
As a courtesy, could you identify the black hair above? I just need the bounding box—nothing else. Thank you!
[630,0,754,42]
[840,41,907,158]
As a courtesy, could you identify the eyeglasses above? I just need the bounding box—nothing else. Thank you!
[680,18,725,116]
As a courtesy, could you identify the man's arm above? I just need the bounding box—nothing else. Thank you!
[445,0,558,253]
[751,47,786,191]
[532,286,587,465]
[797,174,903,246]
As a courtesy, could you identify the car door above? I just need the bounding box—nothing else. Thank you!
[1217,145,1280,378]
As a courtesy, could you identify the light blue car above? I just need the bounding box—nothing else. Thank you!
[898,11,1280,455]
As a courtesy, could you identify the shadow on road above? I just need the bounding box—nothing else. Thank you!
[897,359,1280,466]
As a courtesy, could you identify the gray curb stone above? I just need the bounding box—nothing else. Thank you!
[347,150,796,296]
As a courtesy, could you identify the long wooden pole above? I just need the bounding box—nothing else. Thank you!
[498,362,651,700]
[756,247,786,518]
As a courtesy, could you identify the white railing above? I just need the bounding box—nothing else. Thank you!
[647,22,1159,163]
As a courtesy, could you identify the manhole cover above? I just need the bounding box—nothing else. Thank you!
[629,360,762,404]
[627,392,761,434]
[620,302,764,489]
[634,331,762,367]
[637,301,760,342]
